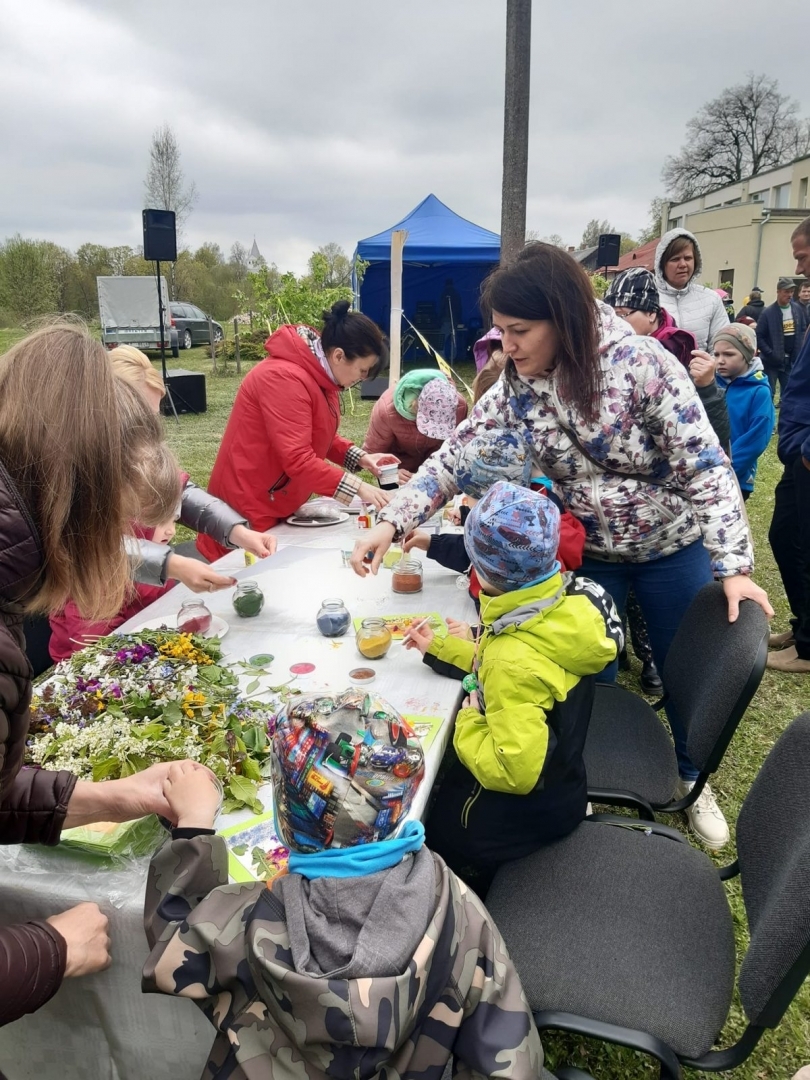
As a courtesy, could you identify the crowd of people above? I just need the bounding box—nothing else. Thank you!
[1,215,810,1078]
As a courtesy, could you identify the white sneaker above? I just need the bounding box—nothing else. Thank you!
[585,802,593,817]
[677,780,730,850]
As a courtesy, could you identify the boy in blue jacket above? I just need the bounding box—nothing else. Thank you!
[713,323,774,501]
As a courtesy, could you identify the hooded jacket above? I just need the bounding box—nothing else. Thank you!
[379,304,753,577]
[0,460,77,1025]
[778,329,810,462]
[197,326,363,561]
[716,361,774,492]
[143,832,546,1080]
[735,297,765,324]
[423,573,620,796]
[655,228,729,350]
[363,376,468,473]
[652,307,730,452]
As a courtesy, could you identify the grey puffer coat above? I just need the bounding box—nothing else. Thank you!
[655,228,729,350]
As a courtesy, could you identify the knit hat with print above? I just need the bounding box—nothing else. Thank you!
[712,323,757,366]
[465,480,560,593]
[604,268,660,314]
[454,430,533,500]
[415,377,458,440]
[272,689,425,854]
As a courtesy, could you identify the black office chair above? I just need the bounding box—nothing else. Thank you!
[584,583,768,821]
[487,712,810,1080]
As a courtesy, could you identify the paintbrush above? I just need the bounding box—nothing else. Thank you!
[402,616,432,643]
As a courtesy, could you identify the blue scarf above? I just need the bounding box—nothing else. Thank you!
[287,821,425,880]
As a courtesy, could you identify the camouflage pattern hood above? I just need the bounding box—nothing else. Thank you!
[143,833,544,1079]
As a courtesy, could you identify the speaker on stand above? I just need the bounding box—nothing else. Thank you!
[597,233,622,275]
[143,208,194,422]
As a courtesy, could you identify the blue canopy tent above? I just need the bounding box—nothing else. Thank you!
[353,194,500,363]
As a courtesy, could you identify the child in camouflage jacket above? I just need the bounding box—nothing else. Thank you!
[143,690,546,1080]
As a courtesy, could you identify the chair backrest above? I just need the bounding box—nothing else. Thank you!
[662,583,769,773]
[736,712,810,1027]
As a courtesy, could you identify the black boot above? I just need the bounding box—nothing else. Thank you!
[640,660,663,694]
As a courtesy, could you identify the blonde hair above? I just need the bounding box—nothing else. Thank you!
[0,325,164,620]
[473,351,506,404]
[109,345,166,398]
[131,442,182,528]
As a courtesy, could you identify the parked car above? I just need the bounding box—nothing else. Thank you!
[170,303,224,349]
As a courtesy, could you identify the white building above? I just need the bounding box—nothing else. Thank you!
[247,239,263,273]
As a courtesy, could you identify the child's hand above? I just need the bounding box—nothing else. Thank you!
[229,524,278,558]
[403,621,435,655]
[403,530,430,554]
[462,690,481,712]
[162,761,221,829]
[166,555,236,593]
[444,506,462,525]
[447,618,474,641]
[689,350,716,388]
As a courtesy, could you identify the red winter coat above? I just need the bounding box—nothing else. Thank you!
[197,326,355,561]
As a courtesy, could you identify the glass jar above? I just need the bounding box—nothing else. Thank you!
[392,558,423,594]
[232,580,265,618]
[316,597,351,638]
[355,617,393,659]
[177,600,212,635]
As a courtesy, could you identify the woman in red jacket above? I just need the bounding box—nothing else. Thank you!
[197,301,397,561]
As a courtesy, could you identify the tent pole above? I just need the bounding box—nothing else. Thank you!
[389,229,407,389]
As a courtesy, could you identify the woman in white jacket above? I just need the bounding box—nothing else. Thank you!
[655,227,729,350]
[353,243,772,849]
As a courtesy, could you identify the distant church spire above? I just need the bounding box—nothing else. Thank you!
[247,237,262,272]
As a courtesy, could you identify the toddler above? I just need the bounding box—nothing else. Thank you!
[407,481,622,891]
[713,323,774,501]
[143,691,544,1079]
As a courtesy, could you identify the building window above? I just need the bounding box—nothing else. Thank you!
[668,216,683,230]
[773,183,792,209]
[751,190,768,205]
[799,177,809,209]
[719,269,734,292]
[723,198,742,206]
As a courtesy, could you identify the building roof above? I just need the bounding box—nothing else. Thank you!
[249,238,261,259]
[615,237,659,274]
[355,193,500,263]
[570,244,598,264]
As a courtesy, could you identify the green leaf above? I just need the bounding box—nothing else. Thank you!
[230,843,247,856]
[197,665,223,684]
[226,776,263,814]
[241,756,262,782]
[162,700,183,725]
[91,757,121,782]
[244,678,260,695]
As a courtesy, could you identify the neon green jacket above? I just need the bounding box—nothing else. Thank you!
[425,573,619,795]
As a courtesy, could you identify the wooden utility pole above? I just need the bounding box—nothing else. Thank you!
[500,0,532,264]
[388,230,408,388]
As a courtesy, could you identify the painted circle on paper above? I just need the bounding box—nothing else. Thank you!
[290,662,316,675]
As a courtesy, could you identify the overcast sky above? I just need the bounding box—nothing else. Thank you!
[1,0,808,273]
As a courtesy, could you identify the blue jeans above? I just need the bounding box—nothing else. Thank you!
[578,540,713,781]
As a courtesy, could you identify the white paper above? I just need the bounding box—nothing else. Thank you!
[230,546,323,580]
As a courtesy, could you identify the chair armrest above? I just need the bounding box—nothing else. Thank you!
[585,815,688,844]
[586,788,656,821]
[534,1010,682,1080]
[718,858,740,881]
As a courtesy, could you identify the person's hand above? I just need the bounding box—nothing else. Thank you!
[228,524,277,558]
[162,761,221,829]
[444,506,462,525]
[357,482,391,510]
[403,530,430,554]
[47,903,111,978]
[722,575,774,623]
[358,452,401,477]
[351,522,396,576]
[689,350,717,388]
[65,760,213,827]
[403,621,435,655]
[447,617,474,641]
[462,690,480,711]
[397,468,413,485]
[166,554,236,593]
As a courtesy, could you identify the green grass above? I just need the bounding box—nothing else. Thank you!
[3,335,809,1076]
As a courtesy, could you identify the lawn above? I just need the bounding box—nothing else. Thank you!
[3,335,809,1078]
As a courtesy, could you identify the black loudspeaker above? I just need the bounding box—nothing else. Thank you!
[359,377,389,400]
[161,369,207,415]
[597,233,621,269]
[143,208,177,262]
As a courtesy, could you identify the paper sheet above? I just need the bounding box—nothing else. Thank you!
[230,546,323,580]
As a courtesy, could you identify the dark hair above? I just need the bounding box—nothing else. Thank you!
[791,216,810,244]
[661,236,695,265]
[481,243,602,421]
[320,300,384,374]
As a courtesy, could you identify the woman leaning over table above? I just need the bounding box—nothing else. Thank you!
[352,243,772,851]
[197,300,398,561]
[0,325,205,1027]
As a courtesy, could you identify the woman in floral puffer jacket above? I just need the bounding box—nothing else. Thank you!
[353,244,772,849]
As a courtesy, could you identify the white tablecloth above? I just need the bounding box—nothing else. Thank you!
[0,515,475,1080]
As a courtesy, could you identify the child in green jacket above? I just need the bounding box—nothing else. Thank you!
[406,481,622,891]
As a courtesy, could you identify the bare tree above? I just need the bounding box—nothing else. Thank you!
[525,231,567,248]
[662,74,810,200]
[580,219,615,248]
[310,243,352,288]
[144,124,198,233]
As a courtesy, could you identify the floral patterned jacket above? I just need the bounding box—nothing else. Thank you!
[380,304,753,577]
